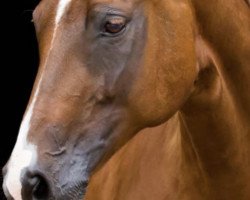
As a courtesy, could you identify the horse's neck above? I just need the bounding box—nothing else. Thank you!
[178,0,250,198]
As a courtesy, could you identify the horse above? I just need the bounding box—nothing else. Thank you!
[3,0,250,199]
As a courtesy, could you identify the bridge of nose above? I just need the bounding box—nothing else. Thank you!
[2,1,78,199]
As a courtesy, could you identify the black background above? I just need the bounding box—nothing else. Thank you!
[1,0,40,198]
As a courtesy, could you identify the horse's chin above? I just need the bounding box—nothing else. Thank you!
[50,180,88,200]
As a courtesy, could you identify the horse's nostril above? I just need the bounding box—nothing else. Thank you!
[22,171,50,199]
[32,175,49,199]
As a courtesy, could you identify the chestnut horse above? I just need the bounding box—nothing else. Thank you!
[3,0,250,199]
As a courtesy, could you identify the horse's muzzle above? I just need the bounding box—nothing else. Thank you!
[21,169,50,200]
[3,166,88,200]
[2,165,14,200]
[2,168,72,200]
[3,185,14,200]
[2,167,50,200]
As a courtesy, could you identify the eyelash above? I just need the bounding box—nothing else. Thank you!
[100,15,128,37]
[104,22,125,34]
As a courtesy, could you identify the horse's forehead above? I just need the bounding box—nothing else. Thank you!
[55,0,73,24]
[40,0,138,14]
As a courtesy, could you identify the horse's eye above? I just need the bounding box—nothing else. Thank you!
[103,16,126,35]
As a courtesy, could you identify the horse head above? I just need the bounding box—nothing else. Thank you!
[3,0,197,199]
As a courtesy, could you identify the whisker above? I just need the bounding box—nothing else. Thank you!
[22,9,34,14]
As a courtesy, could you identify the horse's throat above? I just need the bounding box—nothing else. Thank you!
[178,33,250,198]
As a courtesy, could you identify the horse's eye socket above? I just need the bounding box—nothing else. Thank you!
[103,17,126,35]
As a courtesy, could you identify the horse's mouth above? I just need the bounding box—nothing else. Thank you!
[29,171,89,200]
